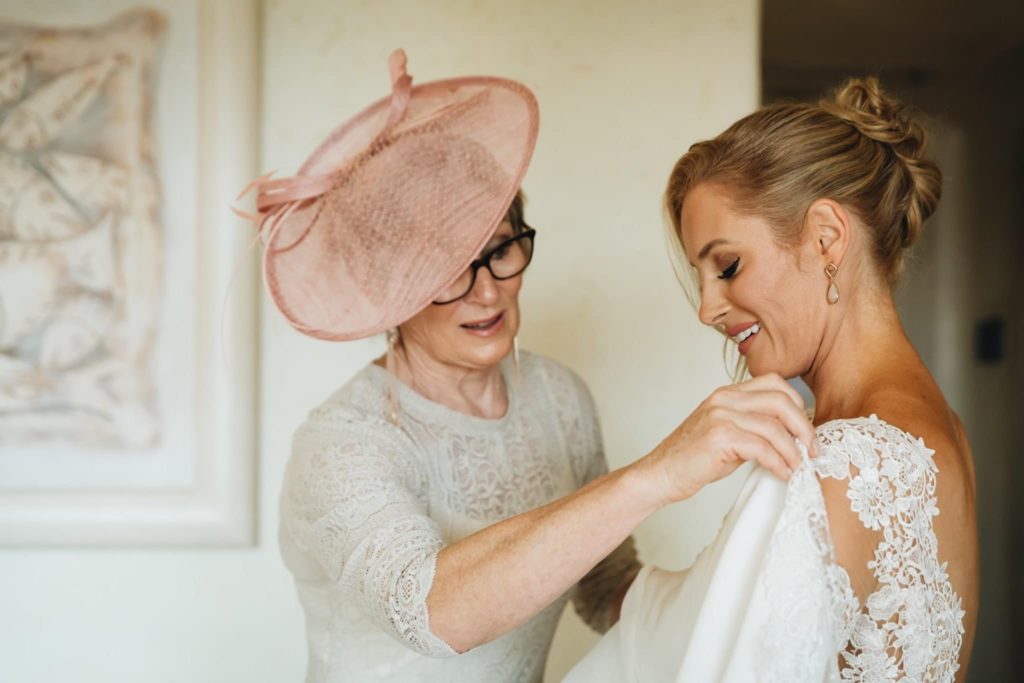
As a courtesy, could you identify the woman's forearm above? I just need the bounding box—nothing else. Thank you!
[428,374,817,652]
[428,460,657,652]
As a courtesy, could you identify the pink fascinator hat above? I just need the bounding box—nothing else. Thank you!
[240,49,539,340]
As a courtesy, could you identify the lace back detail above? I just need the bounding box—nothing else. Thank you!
[813,415,966,682]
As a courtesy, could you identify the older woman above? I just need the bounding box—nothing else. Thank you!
[566,77,978,682]
[253,51,817,682]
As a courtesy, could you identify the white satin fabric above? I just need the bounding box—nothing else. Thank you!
[566,457,850,683]
[566,416,965,683]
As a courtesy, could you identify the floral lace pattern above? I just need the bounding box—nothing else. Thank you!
[761,441,858,682]
[282,423,454,657]
[810,415,966,682]
[278,351,640,682]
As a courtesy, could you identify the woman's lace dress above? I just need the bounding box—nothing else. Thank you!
[565,415,965,682]
[279,351,640,682]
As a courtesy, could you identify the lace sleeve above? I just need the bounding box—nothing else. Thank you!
[541,358,642,632]
[814,416,965,683]
[280,414,457,658]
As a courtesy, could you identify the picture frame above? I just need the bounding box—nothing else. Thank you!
[0,0,259,546]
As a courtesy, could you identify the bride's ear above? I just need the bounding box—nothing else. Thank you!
[805,198,851,267]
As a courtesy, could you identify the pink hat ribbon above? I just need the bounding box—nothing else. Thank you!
[233,49,414,230]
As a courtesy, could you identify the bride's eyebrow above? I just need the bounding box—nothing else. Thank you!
[697,238,735,260]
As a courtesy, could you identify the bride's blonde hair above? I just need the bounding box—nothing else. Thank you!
[662,77,943,379]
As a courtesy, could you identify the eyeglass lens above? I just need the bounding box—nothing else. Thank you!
[434,231,534,304]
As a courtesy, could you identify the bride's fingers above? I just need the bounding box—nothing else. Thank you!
[729,412,803,472]
[729,431,792,481]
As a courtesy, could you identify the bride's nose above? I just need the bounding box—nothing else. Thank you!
[699,287,729,327]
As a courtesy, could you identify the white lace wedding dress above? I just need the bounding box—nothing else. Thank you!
[564,415,965,682]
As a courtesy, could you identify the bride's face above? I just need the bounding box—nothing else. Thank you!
[678,183,826,378]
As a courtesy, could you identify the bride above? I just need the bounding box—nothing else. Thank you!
[565,78,978,682]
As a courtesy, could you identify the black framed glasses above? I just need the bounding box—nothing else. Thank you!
[433,228,536,305]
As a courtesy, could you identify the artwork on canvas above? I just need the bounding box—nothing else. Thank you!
[0,0,256,546]
[0,10,164,449]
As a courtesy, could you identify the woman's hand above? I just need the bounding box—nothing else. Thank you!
[637,373,818,506]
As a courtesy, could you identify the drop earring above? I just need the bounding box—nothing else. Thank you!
[385,328,401,424]
[825,262,840,305]
[512,336,521,387]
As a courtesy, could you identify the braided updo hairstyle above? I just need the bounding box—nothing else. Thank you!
[665,77,942,285]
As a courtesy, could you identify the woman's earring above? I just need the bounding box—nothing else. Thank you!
[825,262,840,304]
[385,328,401,424]
[512,336,521,387]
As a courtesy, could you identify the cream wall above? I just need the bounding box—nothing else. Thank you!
[0,1,760,681]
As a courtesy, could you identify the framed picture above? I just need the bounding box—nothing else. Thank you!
[0,0,259,545]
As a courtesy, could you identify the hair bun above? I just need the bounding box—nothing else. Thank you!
[823,77,941,251]
[827,77,923,158]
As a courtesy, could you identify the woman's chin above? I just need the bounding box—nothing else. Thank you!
[461,335,514,370]
[744,354,774,378]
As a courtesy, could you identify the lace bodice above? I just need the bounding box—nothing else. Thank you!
[813,416,966,682]
[278,351,639,683]
[766,415,966,682]
[565,414,965,683]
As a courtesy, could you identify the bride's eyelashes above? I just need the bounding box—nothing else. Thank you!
[717,257,740,280]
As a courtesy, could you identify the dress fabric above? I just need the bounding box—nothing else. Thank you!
[279,351,640,682]
[564,415,965,683]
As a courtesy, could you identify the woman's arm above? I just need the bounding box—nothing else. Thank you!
[430,460,658,651]
[280,419,457,657]
[429,373,818,651]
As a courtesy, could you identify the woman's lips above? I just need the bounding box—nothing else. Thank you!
[728,322,761,355]
[460,312,505,337]
[737,323,761,356]
[737,328,759,355]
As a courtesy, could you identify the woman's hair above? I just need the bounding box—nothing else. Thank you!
[664,76,942,286]
[506,190,529,234]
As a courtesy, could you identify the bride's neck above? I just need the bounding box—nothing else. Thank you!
[801,288,921,424]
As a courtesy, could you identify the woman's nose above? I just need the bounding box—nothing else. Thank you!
[466,266,500,305]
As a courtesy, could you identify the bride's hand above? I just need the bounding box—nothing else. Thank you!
[638,373,818,506]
